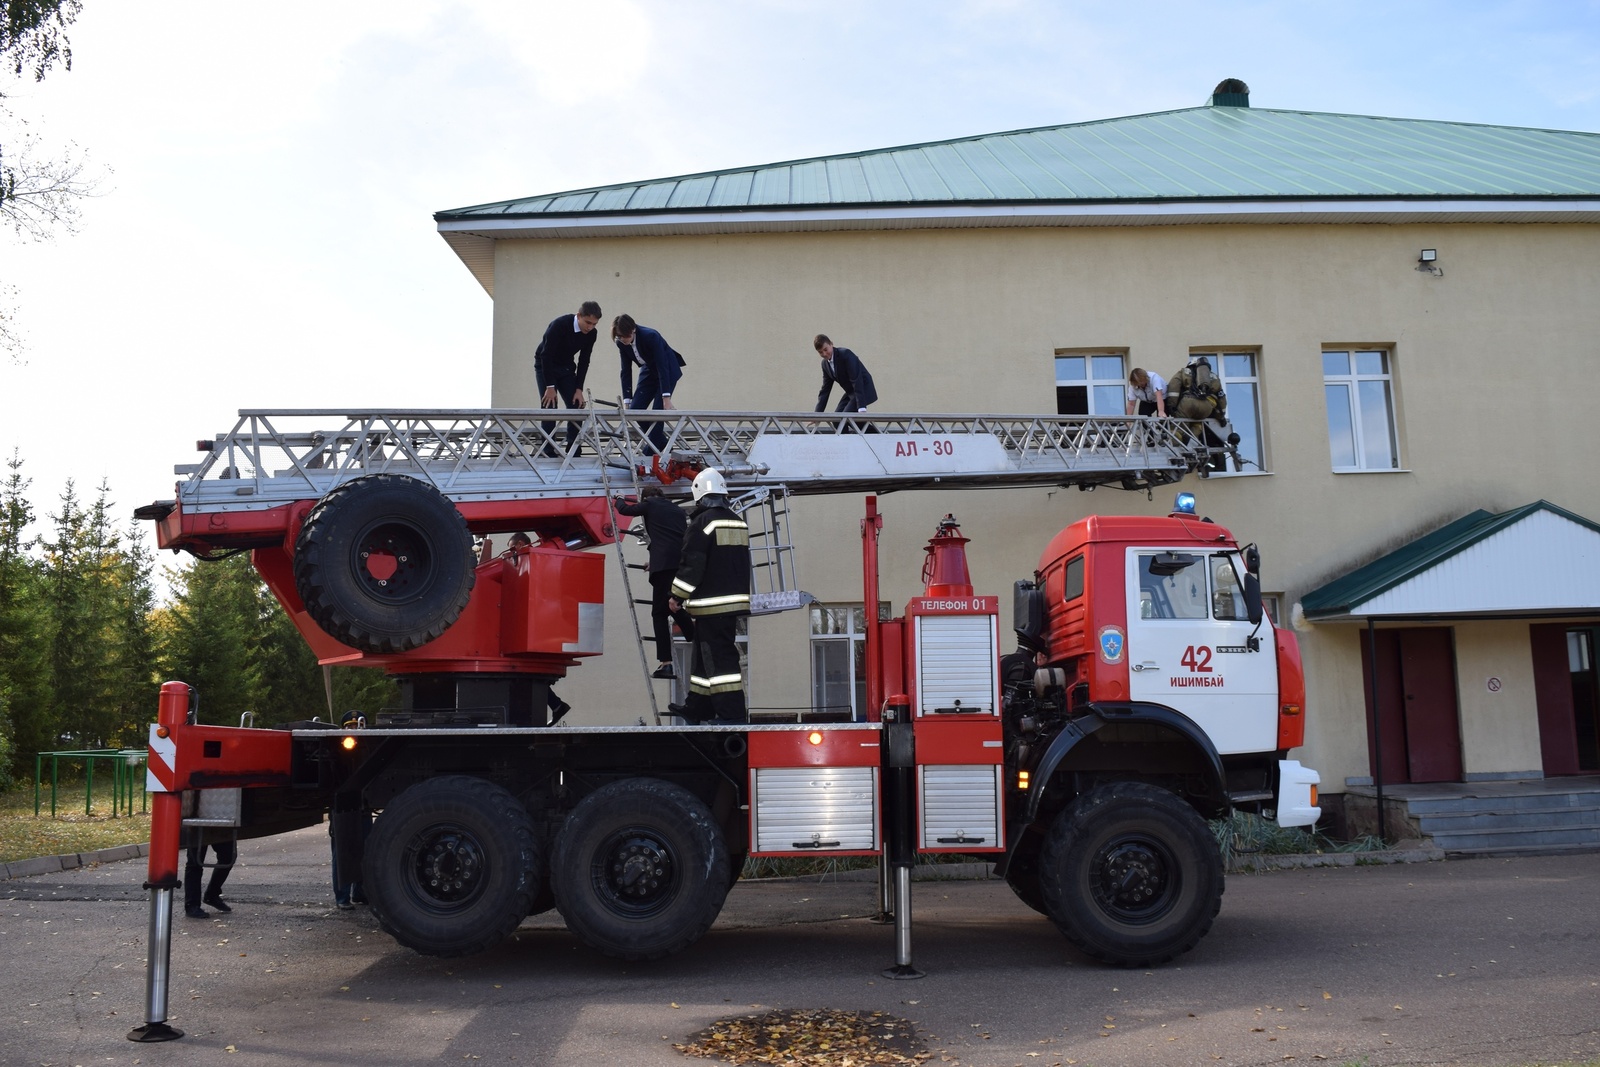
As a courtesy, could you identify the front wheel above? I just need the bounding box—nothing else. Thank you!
[1038,781,1223,967]
[364,776,539,957]
[551,778,730,961]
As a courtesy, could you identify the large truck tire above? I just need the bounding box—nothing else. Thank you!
[293,474,474,654]
[1038,781,1223,967]
[551,778,731,961]
[364,776,539,957]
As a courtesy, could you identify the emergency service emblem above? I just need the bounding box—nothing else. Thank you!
[1097,624,1125,665]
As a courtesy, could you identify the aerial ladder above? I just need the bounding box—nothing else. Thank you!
[135,405,1238,721]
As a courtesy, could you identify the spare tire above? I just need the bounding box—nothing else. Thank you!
[294,474,475,653]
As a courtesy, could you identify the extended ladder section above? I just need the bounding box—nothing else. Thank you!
[167,407,1235,515]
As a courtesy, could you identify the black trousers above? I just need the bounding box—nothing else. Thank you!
[629,371,670,453]
[184,832,237,908]
[540,375,584,452]
[683,613,746,723]
[648,571,695,663]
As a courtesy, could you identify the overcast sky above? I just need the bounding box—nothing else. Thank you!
[3,0,1597,562]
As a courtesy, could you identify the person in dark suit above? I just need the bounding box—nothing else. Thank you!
[613,314,684,453]
[613,487,695,678]
[535,301,601,455]
[813,334,878,414]
[183,828,236,918]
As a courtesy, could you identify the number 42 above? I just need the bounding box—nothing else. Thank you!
[1180,645,1214,673]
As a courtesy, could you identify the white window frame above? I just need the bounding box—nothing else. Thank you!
[1054,350,1127,417]
[809,602,888,721]
[1323,348,1400,472]
[1188,349,1265,475]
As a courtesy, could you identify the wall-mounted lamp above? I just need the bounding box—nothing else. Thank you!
[1416,248,1443,276]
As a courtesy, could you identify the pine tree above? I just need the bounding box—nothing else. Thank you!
[0,450,53,772]
[157,553,266,725]
[110,518,159,745]
[42,479,98,747]
[252,577,397,726]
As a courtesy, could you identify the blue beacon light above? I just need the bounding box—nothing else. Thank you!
[1173,492,1197,515]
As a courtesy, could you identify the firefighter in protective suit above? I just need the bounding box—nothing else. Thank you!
[1165,355,1227,421]
[668,468,751,724]
[1166,355,1232,471]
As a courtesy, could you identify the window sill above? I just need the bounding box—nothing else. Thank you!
[1201,469,1272,479]
[1331,467,1412,475]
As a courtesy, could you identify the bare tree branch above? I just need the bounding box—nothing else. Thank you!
[0,279,23,364]
[0,126,103,240]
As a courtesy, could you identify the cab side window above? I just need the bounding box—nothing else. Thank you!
[1210,555,1248,620]
[1137,553,1207,619]
[1063,555,1085,602]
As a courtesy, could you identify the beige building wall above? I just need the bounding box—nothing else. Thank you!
[480,221,1600,791]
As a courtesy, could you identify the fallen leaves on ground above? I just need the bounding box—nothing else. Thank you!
[676,1007,930,1066]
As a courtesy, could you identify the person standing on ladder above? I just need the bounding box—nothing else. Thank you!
[614,487,694,679]
[668,468,751,724]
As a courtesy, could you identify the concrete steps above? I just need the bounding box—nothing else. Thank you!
[1407,789,1600,855]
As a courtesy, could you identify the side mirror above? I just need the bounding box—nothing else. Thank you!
[1244,572,1263,627]
[1013,580,1045,651]
[1242,545,1261,575]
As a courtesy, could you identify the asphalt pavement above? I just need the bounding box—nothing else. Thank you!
[2,826,1597,1067]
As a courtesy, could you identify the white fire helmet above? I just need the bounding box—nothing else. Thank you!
[691,467,728,501]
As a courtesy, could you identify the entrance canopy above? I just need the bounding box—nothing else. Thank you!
[1301,501,1600,622]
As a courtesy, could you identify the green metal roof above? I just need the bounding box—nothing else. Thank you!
[1300,501,1600,620]
[438,103,1600,221]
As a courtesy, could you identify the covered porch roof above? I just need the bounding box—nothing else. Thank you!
[1300,501,1600,622]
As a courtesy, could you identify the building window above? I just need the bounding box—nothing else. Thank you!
[1323,349,1399,471]
[810,603,888,721]
[1189,350,1265,474]
[1055,351,1126,416]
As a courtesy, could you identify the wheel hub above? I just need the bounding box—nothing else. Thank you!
[414,831,484,904]
[1093,838,1174,920]
[356,522,430,600]
[597,832,676,914]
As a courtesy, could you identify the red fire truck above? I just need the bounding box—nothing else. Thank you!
[128,408,1318,1042]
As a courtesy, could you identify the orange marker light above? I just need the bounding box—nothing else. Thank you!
[1309,784,1318,807]
[341,736,357,751]
[155,725,170,739]
[808,731,823,746]
[1017,770,1031,791]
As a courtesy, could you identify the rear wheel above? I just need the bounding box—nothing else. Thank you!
[364,776,538,957]
[293,475,474,653]
[551,778,730,961]
[1038,781,1223,967]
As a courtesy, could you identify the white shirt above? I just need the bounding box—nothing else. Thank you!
[1127,371,1166,405]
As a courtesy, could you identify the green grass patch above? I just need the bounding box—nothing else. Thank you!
[0,779,151,864]
[1213,811,1385,867]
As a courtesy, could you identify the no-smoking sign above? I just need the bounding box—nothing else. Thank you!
[1486,676,1503,692]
